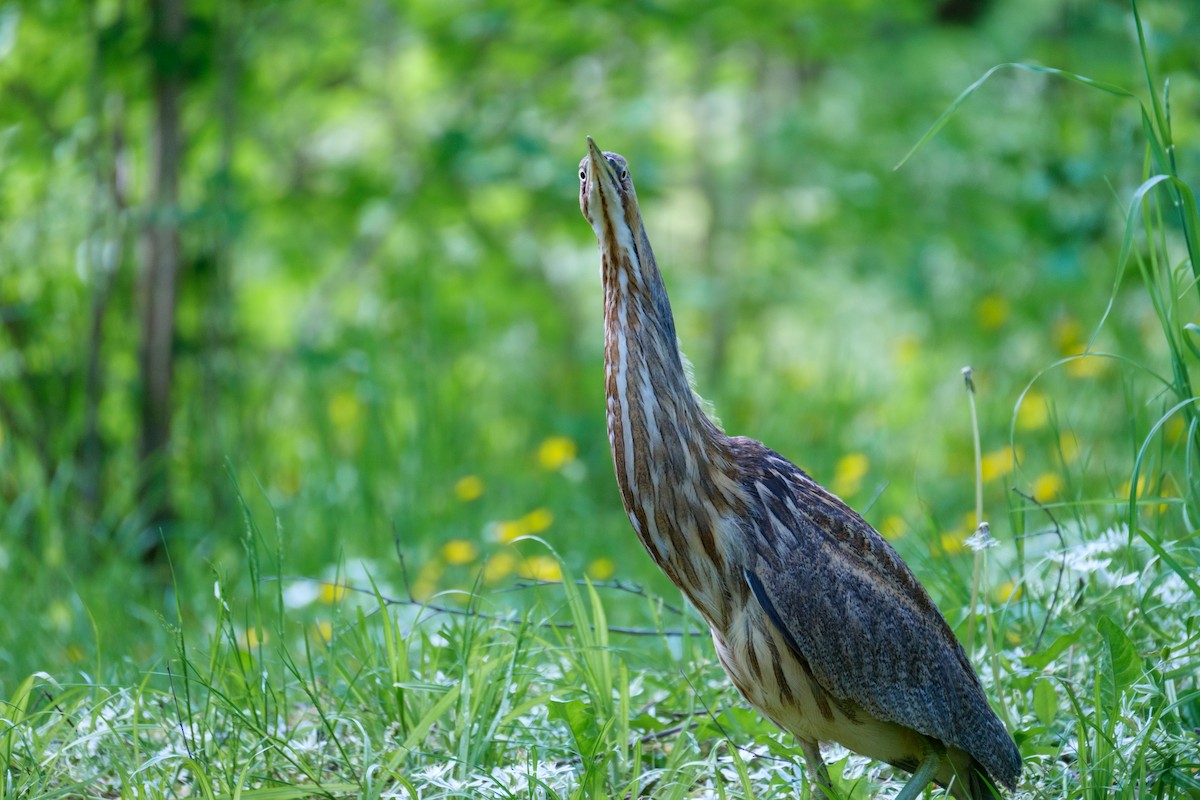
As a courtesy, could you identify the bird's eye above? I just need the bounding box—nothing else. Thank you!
[579,167,587,181]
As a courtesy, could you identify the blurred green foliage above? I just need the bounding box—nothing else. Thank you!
[1,0,1199,683]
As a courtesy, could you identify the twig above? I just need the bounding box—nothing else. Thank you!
[165,662,195,761]
[371,531,701,636]
[276,555,699,638]
[504,578,688,619]
[395,590,694,638]
[391,521,414,602]
[680,670,795,768]
[40,690,76,731]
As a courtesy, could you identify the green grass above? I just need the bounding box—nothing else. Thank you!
[4,4,1200,799]
[4,516,1197,798]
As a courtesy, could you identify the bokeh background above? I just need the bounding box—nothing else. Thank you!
[2,0,1198,685]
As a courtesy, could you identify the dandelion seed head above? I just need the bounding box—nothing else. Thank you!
[966,522,998,551]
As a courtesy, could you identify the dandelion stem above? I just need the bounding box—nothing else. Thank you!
[963,367,985,655]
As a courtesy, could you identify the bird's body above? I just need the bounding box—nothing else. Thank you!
[579,138,1021,799]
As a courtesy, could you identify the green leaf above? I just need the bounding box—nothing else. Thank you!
[1021,629,1082,669]
[549,697,600,756]
[1097,615,1142,713]
[1033,678,1057,727]
[0,673,36,762]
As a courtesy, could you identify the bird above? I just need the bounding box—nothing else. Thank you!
[577,136,1022,800]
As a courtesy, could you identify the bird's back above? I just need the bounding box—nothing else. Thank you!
[727,436,1022,794]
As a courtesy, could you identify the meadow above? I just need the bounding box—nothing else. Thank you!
[1,1,1198,797]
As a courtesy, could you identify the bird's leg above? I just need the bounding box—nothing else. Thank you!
[800,739,833,798]
[892,750,940,800]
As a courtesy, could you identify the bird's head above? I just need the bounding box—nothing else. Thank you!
[578,136,640,254]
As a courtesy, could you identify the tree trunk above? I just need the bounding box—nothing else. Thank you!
[138,0,186,555]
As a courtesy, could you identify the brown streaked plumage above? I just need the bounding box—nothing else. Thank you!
[578,137,1021,800]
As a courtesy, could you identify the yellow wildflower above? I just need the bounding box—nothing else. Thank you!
[1016,390,1049,431]
[878,515,907,541]
[242,627,269,649]
[521,507,554,534]
[441,539,478,565]
[483,551,517,584]
[1164,415,1185,444]
[494,519,525,543]
[494,508,555,542]
[411,561,444,600]
[1119,476,1146,500]
[994,581,1022,603]
[519,555,563,582]
[1156,476,1178,515]
[588,557,616,581]
[1052,316,1083,354]
[980,446,1017,483]
[327,390,361,431]
[319,582,349,604]
[1064,350,1107,378]
[940,532,966,555]
[537,436,578,471]
[976,294,1009,330]
[1031,472,1064,502]
[455,475,484,502]
[832,453,870,497]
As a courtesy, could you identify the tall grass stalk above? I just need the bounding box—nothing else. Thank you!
[962,366,1007,726]
[963,366,984,656]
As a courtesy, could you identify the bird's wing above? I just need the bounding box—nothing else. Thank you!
[729,439,1020,789]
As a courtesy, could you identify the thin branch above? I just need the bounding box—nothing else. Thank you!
[391,522,414,601]
[268,544,700,638]
[371,532,701,636]
[165,662,195,761]
[261,578,685,634]
[40,691,76,731]
[680,670,795,768]
[502,578,688,619]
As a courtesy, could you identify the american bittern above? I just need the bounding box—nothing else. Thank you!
[578,137,1021,800]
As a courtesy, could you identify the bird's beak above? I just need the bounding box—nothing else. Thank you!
[585,136,609,184]
[582,135,623,228]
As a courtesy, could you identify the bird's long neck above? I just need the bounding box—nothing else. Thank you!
[601,216,741,626]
